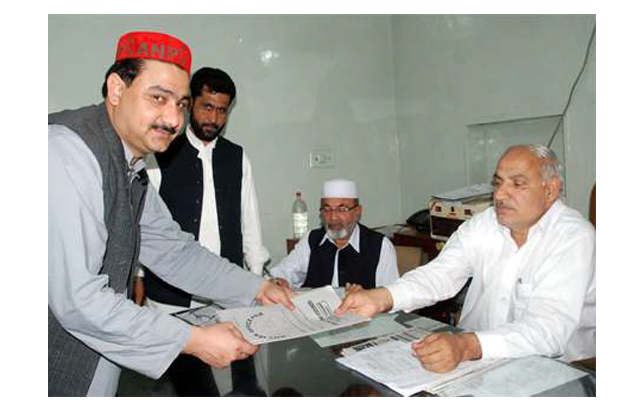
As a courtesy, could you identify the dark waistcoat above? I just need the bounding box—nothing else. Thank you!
[48,103,148,396]
[304,224,384,290]
[143,134,243,307]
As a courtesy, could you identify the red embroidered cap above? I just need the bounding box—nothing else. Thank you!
[115,31,192,74]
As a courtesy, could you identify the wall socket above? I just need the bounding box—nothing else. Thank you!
[309,151,335,168]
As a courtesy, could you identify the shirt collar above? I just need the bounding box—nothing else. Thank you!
[186,124,219,154]
[529,199,563,237]
[120,139,146,177]
[320,223,361,252]
[496,199,564,241]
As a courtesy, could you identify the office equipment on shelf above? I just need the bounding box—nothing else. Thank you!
[406,209,430,233]
[429,183,493,241]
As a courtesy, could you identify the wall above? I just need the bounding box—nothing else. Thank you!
[391,15,596,219]
[48,15,401,264]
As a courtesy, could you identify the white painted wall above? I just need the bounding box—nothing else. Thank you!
[391,15,596,219]
[48,15,595,265]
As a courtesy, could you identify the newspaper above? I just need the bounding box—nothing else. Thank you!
[311,313,407,348]
[216,286,370,345]
[340,325,432,356]
[339,315,448,356]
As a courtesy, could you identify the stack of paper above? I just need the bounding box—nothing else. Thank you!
[336,339,503,396]
[433,183,493,201]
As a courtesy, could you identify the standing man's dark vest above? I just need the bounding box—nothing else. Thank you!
[48,103,148,396]
[143,134,243,307]
[304,224,383,290]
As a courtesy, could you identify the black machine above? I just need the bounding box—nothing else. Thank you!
[406,209,430,233]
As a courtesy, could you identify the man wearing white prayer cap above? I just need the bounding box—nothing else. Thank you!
[270,179,399,290]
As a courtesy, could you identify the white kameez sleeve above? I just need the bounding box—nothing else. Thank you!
[386,221,473,314]
[240,152,270,274]
[374,237,400,287]
[270,232,312,288]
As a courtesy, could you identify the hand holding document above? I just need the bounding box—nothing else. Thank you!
[216,286,370,345]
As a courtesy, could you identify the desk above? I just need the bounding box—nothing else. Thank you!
[390,226,441,261]
[258,312,595,397]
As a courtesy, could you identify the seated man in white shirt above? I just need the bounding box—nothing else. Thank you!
[271,179,399,290]
[337,145,596,373]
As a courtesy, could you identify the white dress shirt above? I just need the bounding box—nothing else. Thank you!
[270,224,399,288]
[144,125,270,275]
[387,200,596,362]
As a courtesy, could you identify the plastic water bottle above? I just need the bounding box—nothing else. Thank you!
[292,192,308,239]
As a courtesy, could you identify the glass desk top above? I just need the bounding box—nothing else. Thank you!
[256,312,595,397]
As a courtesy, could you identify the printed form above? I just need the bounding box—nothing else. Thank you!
[216,286,370,345]
[336,340,504,396]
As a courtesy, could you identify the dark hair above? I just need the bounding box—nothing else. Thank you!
[101,59,145,98]
[190,67,236,102]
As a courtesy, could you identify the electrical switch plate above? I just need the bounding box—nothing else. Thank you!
[309,151,335,168]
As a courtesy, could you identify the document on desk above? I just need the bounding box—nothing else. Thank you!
[336,339,504,396]
[311,313,406,348]
[435,355,588,397]
[339,325,432,356]
[216,286,370,345]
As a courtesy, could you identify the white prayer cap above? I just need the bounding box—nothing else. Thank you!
[322,179,358,199]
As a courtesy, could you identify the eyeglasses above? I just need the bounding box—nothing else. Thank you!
[319,204,359,214]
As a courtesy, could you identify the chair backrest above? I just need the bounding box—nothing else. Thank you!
[395,245,427,276]
[589,184,596,227]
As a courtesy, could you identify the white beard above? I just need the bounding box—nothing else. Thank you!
[326,227,349,240]
[324,222,357,241]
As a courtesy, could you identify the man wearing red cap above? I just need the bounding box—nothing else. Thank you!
[48,31,294,397]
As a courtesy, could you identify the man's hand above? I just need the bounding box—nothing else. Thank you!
[411,332,482,373]
[133,278,146,306]
[271,277,291,289]
[335,287,394,318]
[345,282,364,294]
[182,323,258,368]
[255,280,295,310]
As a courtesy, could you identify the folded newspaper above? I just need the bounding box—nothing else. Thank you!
[216,286,370,345]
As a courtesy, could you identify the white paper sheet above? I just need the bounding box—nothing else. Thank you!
[340,325,432,356]
[336,340,503,396]
[435,355,588,397]
[433,183,493,201]
[311,313,407,348]
[172,304,220,327]
[403,315,449,332]
[216,286,370,345]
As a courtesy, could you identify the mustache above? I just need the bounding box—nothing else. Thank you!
[201,122,219,131]
[151,124,177,135]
